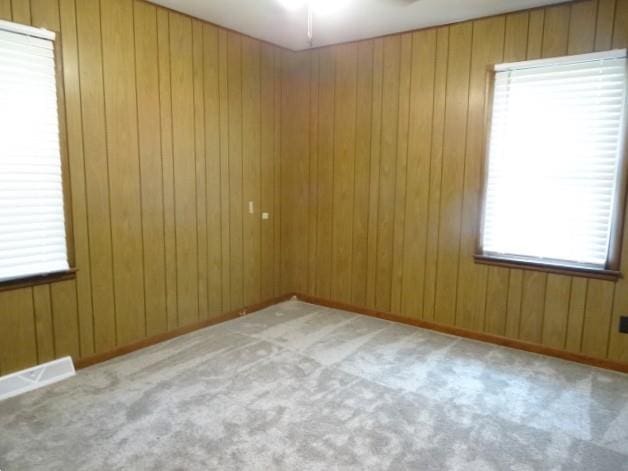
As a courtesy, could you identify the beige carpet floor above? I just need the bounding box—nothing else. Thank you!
[1,299,627,470]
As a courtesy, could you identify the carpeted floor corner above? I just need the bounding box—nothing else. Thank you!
[1,299,627,470]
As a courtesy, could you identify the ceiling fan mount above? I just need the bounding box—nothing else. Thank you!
[279,0,423,48]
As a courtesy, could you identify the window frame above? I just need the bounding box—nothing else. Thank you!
[0,20,76,291]
[474,51,628,282]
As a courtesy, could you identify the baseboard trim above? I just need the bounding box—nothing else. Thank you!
[75,293,294,369]
[294,293,628,374]
[74,291,628,375]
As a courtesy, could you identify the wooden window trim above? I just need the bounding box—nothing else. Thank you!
[474,254,621,281]
[0,269,77,293]
[474,61,628,282]
[54,30,77,271]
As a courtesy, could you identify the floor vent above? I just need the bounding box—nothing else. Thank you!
[0,357,75,401]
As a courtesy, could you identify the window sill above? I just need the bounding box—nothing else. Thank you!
[473,254,621,281]
[0,268,77,292]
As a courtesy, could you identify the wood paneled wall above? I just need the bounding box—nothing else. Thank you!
[0,0,283,375]
[280,0,628,364]
[2,0,627,376]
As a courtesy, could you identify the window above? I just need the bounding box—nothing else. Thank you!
[0,20,70,283]
[477,50,628,278]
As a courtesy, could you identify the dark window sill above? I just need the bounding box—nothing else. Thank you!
[0,268,77,292]
[474,254,621,281]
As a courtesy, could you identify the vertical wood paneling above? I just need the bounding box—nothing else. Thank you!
[29,0,56,28]
[422,27,448,322]
[242,37,262,306]
[389,34,412,314]
[351,41,374,307]
[101,0,145,344]
[2,0,628,375]
[566,278,587,353]
[0,0,285,374]
[260,44,277,300]
[374,36,401,312]
[50,280,79,358]
[76,0,116,353]
[193,20,208,319]
[595,0,617,50]
[283,0,628,368]
[331,44,358,303]
[519,272,547,343]
[170,13,199,326]
[0,0,11,20]
[218,29,232,311]
[541,275,571,349]
[365,38,384,310]
[582,280,615,357]
[280,51,310,294]
[203,24,223,317]
[157,7,178,330]
[434,23,472,325]
[400,29,435,318]
[307,51,320,295]
[32,285,54,363]
[505,270,523,338]
[0,289,36,374]
[227,32,244,307]
[613,0,628,47]
[10,0,29,23]
[315,48,335,299]
[273,49,282,296]
[134,0,167,336]
[484,267,509,335]
[568,0,596,54]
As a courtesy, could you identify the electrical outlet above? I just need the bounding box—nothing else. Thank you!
[620,316,628,334]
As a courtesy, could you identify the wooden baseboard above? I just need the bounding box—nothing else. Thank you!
[74,293,295,369]
[74,291,628,375]
[294,293,628,375]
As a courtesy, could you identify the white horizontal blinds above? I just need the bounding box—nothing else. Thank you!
[0,25,69,282]
[483,50,627,268]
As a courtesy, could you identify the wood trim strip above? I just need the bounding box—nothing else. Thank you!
[475,68,495,256]
[294,292,628,374]
[74,293,294,369]
[51,31,77,271]
[474,254,622,281]
[606,56,628,271]
[74,289,628,374]
[0,269,77,293]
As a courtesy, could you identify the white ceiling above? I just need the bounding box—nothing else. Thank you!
[149,0,568,51]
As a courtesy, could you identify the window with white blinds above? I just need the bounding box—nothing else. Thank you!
[481,49,627,270]
[0,21,69,282]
